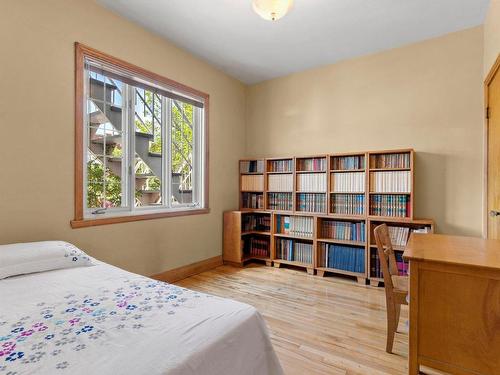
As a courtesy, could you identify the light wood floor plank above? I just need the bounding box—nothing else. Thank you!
[177,264,420,375]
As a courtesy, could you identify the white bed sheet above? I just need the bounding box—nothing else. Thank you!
[0,261,283,375]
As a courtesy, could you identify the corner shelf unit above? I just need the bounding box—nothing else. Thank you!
[367,217,434,286]
[223,211,272,267]
[230,149,430,285]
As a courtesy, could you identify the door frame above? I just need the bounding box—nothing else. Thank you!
[484,54,500,238]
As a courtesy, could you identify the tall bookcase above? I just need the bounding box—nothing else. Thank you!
[229,148,433,285]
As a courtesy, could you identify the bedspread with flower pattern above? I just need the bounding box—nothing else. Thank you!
[0,274,210,373]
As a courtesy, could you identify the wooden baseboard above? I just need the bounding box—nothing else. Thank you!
[150,255,223,283]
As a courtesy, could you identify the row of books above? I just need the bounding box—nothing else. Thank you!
[241,175,264,191]
[268,174,293,192]
[387,226,410,247]
[370,171,411,193]
[385,225,432,247]
[276,215,314,238]
[240,160,264,173]
[242,237,270,258]
[370,153,410,169]
[370,250,408,278]
[241,192,264,209]
[268,159,293,172]
[267,193,293,211]
[276,239,313,264]
[321,220,366,242]
[297,173,327,192]
[242,214,271,232]
[297,158,326,172]
[331,155,365,170]
[369,194,410,217]
[330,194,365,216]
[331,172,365,193]
[297,193,326,213]
[319,243,365,273]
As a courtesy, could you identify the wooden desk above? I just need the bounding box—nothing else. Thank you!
[404,234,500,375]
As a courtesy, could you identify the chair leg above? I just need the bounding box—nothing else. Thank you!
[386,303,397,353]
[394,303,401,333]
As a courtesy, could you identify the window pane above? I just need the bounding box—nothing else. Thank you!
[134,89,163,207]
[86,66,127,213]
[171,100,194,206]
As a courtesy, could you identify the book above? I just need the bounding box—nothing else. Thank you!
[276,239,313,264]
[241,192,264,209]
[370,249,409,278]
[297,173,327,192]
[387,226,410,247]
[370,153,410,169]
[268,174,293,192]
[242,236,270,258]
[297,193,326,213]
[268,159,293,172]
[321,220,365,242]
[276,215,314,238]
[320,243,365,273]
[369,194,410,217]
[242,214,271,232]
[297,158,326,171]
[331,155,365,170]
[241,175,264,191]
[331,172,365,193]
[370,171,411,193]
[331,194,365,215]
[240,160,264,173]
[267,193,293,211]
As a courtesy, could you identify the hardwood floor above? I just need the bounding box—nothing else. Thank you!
[177,263,412,375]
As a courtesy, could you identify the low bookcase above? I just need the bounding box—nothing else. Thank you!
[223,211,273,267]
[226,149,434,284]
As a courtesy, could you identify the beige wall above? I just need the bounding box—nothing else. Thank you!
[484,0,500,76]
[0,0,246,275]
[246,27,484,236]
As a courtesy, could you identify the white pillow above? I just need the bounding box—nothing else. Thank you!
[0,241,94,279]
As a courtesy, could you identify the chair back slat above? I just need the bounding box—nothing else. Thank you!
[373,224,399,290]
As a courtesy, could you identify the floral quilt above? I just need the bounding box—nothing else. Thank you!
[0,262,283,375]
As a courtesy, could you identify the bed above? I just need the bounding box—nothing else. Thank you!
[0,243,283,375]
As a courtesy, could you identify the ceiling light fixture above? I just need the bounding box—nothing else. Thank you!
[252,0,294,21]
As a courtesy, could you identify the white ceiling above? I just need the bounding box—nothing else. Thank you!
[96,0,490,84]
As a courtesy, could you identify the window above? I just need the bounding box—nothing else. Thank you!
[72,44,209,228]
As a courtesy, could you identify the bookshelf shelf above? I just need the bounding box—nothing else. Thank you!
[318,238,365,246]
[369,168,411,172]
[316,267,366,282]
[368,191,411,195]
[331,169,365,173]
[242,231,271,236]
[296,170,327,174]
[274,233,314,241]
[273,259,314,269]
[229,148,431,285]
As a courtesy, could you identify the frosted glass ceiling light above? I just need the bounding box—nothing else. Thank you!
[252,0,294,21]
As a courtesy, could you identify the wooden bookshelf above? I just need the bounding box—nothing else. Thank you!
[265,157,295,212]
[367,218,434,286]
[239,159,265,211]
[272,213,315,274]
[315,215,367,284]
[230,148,431,284]
[368,149,414,219]
[295,155,327,214]
[223,211,273,267]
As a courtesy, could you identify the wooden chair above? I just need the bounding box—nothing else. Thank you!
[373,223,408,354]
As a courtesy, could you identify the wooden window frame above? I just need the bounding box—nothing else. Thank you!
[71,43,209,229]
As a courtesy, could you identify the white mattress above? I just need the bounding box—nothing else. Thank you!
[0,261,283,375]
